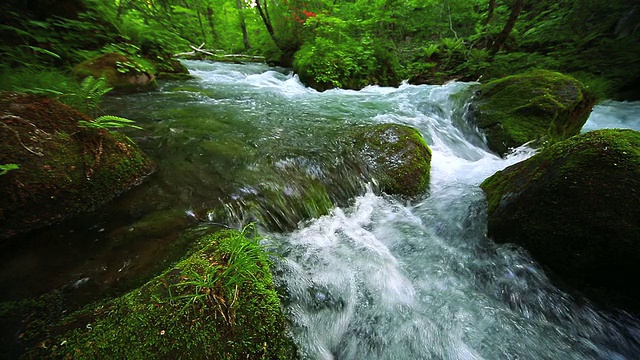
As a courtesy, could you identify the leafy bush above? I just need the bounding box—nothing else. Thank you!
[293,15,400,90]
[0,67,82,100]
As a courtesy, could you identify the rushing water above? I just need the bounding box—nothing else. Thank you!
[3,61,640,358]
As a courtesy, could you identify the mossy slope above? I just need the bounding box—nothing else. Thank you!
[470,69,596,156]
[481,129,640,309]
[0,92,156,240]
[73,53,157,92]
[23,229,296,359]
[351,123,432,197]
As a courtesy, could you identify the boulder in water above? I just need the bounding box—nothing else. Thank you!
[0,92,156,241]
[351,123,432,197]
[73,53,157,92]
[469,70,596,156]
[481,129,640,308]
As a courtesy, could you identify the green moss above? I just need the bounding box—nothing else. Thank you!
[470,69,597,156]
[23,228,296,359]
[73,53,158,93]
[481,129,640,309]
[351,123,432,197]
[0,92,156,240]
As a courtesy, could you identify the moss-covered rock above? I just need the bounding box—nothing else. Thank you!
[20,229,296,359]
[73,53,158,92]
[0,92,156,240]
[350,123,432,197]
[481,129,640,309]
[469,69,596,156]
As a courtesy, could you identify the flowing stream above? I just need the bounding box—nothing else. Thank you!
[3,61,640,358]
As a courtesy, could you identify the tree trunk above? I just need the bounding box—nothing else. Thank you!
[491,0,525,53]
[255,0,276,44]
[206,7,217,38]
[236,0,250,50]
[195,7,208,44]
[484,0,496,25]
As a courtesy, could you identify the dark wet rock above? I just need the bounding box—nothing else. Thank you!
[469,69,596,156]
[481,129,640,309]
[351,123,432,197]
[73,53,157,92]
[0,92,156,241]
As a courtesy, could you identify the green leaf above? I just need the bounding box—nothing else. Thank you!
[0,164,19,176]
[23,46,61,59]
[79,115,143,130]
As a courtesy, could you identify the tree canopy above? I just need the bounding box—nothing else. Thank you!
[1,0,639,99]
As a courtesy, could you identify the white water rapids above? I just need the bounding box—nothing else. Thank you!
[114,61,640,359]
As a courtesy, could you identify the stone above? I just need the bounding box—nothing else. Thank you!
[15,229,296,359]
[73,53,157,92]
[481,129,640,309]
[469,69,596,156]
[351,123,432,197]
[0,92,156,241]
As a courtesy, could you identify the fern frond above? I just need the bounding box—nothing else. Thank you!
[78,115,142,130]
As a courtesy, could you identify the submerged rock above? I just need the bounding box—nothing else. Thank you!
[201,124,431,233]
[15,229,296,359]
[469,69,596,156]
[481,129,640,309]
[351,123,432,197]
[0,92,156,240]
[73,52,157,92]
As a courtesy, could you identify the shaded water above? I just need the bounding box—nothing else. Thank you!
[2,61,640,358]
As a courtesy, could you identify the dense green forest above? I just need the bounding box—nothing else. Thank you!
[1,0,639,99]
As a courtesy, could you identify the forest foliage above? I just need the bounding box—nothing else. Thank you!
[1,0,639,99]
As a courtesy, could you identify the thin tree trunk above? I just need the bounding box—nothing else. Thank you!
[484,0,496,25]
[196,7,208,43]
[116,0,128,19]
[491,0,525,53]
[236,0,250,50]
[255,0,277,45]
[206,7,217,38]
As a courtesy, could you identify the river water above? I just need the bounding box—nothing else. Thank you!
[3,61,640,358]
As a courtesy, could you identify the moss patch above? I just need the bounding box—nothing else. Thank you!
[470,69,596,156]
[20,228,296,359]
[351,123,432,197]
[0,92,156,240]
[73,53,158,93]
[481,129,640,310]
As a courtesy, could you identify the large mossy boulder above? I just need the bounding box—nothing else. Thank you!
[0,92,156,240]
[470,70,596,157]
[351,123,432,197]
[21,229,296,359]
[73,53,158,92]
[481,129,640,308]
